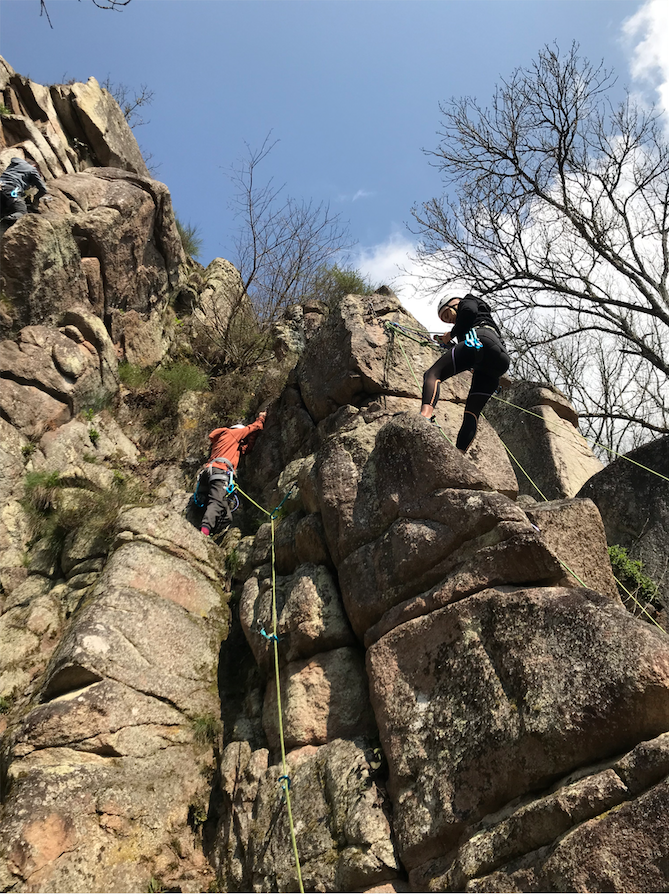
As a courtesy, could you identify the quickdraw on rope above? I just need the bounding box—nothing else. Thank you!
[383,319,436,349]
[271,484,297,519]
[233,482,305,893]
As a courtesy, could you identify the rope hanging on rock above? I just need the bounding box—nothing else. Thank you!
[232,482,305,894]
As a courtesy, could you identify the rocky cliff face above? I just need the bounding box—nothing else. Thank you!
[1,59,669,894]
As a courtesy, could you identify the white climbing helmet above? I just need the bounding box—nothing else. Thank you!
[437,296,460,320]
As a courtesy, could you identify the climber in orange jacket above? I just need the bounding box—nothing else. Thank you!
[199,411,266,536]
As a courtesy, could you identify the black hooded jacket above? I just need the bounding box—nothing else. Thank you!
[449,294,502,342]
[1,157,47,199]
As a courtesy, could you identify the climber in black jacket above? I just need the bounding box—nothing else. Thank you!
[0,157,48,229]
[420,294,510,452]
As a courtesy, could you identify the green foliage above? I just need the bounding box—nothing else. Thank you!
[175,217,203,259]
[21,470,150,561]
[224,548,239,576]
[208,369,256,426]
[118,361,152,389]
[24,471,63,513]
[0,695,14,714]
[609,545,660,605]
[188,802,208,831]
[21,442,36,461]
[155,362,209,407]
[82,408,95,423]
[88,427,100,447]
[191,713,221,746]
[312,263,377,309]
[0,104,12,117]
[147,877,164,894]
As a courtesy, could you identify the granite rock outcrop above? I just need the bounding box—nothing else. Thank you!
[2,55,669,894]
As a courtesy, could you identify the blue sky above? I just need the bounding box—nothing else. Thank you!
[2,0,668,329]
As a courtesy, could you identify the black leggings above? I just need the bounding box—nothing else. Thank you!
[422,329,510,451]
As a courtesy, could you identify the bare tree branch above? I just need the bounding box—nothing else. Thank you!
[101,78,154,129]
[40,0,131,28]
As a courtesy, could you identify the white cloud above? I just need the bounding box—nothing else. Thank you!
[352,189,374,202]
[622,0,669,122]
[336,188,375,203]
[352,232,460,332]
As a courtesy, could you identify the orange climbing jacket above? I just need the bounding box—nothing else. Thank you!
[207,417,265,472]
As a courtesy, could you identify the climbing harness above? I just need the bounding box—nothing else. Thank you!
[193,457,240,521]
[233,481,305,893]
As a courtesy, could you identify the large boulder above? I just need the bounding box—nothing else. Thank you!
[315,410,517,569]
[240,562,355,669]
[0,505,226,893]
[296,292,470,422]
[214,738,400,893]
[578,435,669,612]
[484,381,603,500]
[1,168,185,333]
[416,731,669,892]
[263,646,376,751]
[50,76,149,176]
[0,319,118,436]
[367,586,669,872]
[1,59,148,178]
[0,417,31,595]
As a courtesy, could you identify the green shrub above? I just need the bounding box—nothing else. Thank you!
[312,263,377,309]
[224,548,239,576]
[609,545,660,606]
[118,361,152,389]
[0,694,13,714]
[175,217,203,259]
[0,104,12,117]
[191,713,221,746]
[155,362,209,406]
[23,470,63,513]
[188,802,208,831]
[88,427,100,447]
[21,442,36,461]
[21,470,150,561]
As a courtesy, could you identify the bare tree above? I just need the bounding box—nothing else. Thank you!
[231,135,352,323]
[101,78,154,129]
[412,43,669,451]
[194,135,352,372]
